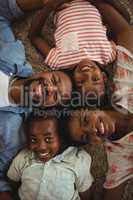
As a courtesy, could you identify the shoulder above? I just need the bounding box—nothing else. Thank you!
[62,147,92,167]
[12,149,32,166]
[75,147,92,167]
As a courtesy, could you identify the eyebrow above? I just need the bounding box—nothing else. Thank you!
[43,132,52,136]
[31,132,52,137]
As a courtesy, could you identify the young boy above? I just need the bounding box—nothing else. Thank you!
[30,0,116,69]
[67,109,133,200]
[7,114,94,200]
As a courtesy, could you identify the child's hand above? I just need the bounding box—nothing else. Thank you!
[81,110,115,144]
[46,0,73,10]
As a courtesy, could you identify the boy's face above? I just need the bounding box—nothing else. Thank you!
[24,71,72,107]
[74,59,105,98]
[29,119,61,162]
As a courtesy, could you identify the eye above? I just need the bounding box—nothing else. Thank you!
[92,76,100,82]
[52,75,60,85]
[31,138,37,144]
[45,137,53,144]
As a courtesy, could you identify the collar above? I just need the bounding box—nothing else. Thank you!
[30,146,79,164]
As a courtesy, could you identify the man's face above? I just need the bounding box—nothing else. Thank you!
[29,118,61,162]
[74,59,105,98]
[25,71,72,107]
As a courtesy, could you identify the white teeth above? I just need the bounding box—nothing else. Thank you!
[100,122,104,134]
[39,153,49,156]
[81,66,90,71]
[83,66,89,70]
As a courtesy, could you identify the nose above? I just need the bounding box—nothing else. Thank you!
[37,140,47,152]
[47,86,58,97]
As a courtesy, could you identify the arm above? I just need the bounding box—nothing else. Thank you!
[77,151,94,200]
[30,0,73,57]
[89,0,133,54]
[79,185,94,200]
[0,192,13,200]
[29,5,53,57]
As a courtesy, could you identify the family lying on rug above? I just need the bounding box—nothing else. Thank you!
[0,0,133,200]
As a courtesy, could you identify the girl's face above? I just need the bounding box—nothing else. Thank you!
[29,119,61,162]
[74,59,105,98]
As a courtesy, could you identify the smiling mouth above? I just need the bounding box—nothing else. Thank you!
[37,152,50,161]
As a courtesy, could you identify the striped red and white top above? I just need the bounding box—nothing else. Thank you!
[45,0,116,69]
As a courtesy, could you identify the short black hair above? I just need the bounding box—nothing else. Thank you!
[24,109,73,149]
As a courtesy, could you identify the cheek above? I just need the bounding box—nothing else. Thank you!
[69,128,81,141]
[52,140,61,151]
[30,144,36,151]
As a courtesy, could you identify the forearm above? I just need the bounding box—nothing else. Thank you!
[30,6,52,38]
[30,5,53,57]
[90,0,133,53]
[31,36,51,57]
[16,0,46,12]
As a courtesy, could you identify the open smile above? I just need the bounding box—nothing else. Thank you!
[37,152,50,162]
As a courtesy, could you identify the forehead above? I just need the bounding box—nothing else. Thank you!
[78,59,96,66]
[31,118,58,135]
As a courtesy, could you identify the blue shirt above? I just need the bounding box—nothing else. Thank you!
[0,14,32,191]
[0,16,33,113]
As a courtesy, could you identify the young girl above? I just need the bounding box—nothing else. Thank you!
[73,0,133,111]
[66,109,133,200]
[30,0,116,69]
[7,113,94,200]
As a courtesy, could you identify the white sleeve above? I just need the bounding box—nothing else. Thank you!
[7,150,28,182]
[75,149,94,193]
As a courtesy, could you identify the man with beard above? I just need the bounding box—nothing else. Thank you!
[0,0,72,199]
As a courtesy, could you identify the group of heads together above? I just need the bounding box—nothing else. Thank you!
[26,110,103,163]
[24,58,108,162]
[22,58,106,108]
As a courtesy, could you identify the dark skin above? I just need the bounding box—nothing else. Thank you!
[72,0,133,100]
[8,117,94,200]
[0,192,13,200]
[16,0,47,12]
[89,0,133,54]
[30,0,73,57]
[0,1,72,200]
[68,110,133,144]
[86,2,133,199]
[9,71,72,107]
[68,109,133,200]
